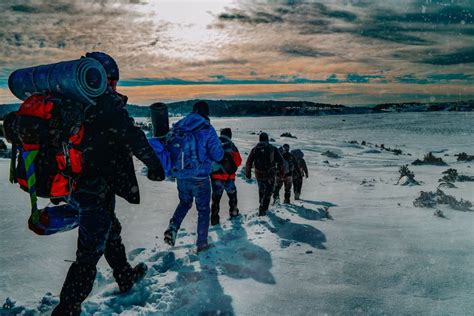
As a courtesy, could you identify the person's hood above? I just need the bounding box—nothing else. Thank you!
[173,112,210,132]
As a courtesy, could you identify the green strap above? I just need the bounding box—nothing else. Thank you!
[22,150,39,224]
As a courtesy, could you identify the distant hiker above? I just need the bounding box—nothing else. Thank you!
[273,144,298,204]
[245,132,284,216]
[291,149,308,200]
[51,52,165,315]
[164,101,224,251]
[210,127,242,225]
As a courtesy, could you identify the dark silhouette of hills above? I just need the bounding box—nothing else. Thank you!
[1,99,473,120]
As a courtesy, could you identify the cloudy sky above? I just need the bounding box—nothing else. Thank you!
[1,0,473,105]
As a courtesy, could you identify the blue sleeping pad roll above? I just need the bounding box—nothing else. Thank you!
[8,58,107,105]
[28,204,79,236]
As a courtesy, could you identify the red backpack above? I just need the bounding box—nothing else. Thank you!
[5,94,85,234]
[9,94,85,198]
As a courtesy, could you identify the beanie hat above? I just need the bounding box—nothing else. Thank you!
[221,128,232,139]
[193,101,210,118]
[259,132,269,142]
[85,52,119,80]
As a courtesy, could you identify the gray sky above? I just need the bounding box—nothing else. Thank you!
[1,0,473,105]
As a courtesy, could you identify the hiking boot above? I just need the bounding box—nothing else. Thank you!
[229,207,240,218]
[115,262,148,293]
[52,303,81,316]
[164,226,177,246]
[52,262,96,316]
[284,198,290,204]
[196,243,212,253]
[211,213,220,226]
[294,193,300,200]
[258,207,267,216]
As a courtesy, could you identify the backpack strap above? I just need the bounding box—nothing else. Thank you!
[21,149,40,224]
[9,143,18,184]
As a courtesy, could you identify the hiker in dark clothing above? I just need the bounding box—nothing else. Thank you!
[210,128,242,225]
[53,52,165,316]
[164,101,224,252]
[273,144,298,204]
[245,132,284,216]
[292,150,309,200]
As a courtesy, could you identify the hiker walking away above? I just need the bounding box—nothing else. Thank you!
[164,101,224,252]
[245,132,284,216]
[210,128,242,225]
[292,149,308,200]
[273,144,298,204]
[53,52,165,316]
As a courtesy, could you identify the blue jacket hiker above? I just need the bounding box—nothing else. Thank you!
[164,101,224,252]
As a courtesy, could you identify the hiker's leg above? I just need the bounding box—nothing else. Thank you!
[169,178,193,229]
[193,177,211,247]
[211,179,224,225]
[225,179,239,217]
[257,179,265,211]
[53,186,112,315]
[262,178,275,211]
[293,176,302,199]
[284,176,293,203]
[273,176,283,199]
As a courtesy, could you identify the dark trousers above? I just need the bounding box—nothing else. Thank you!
[293,176,303,198]
[211,179,238,217]
[257,177,275,212]
[273,175,293,201]
[170,177,211,247]
[53,179,131,315]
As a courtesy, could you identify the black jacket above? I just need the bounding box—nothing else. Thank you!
[245,141,284,180]
[293,157,309,179]
[79,88,163,204]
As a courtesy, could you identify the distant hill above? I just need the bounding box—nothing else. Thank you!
[126,99,372,117]
[1,99,473,120]
[373,100,474,112]
[127,99,474,117]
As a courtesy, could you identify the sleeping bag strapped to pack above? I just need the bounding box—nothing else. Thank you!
[4,94,85,235]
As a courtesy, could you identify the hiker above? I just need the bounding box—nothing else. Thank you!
[273,144,298,204]
[245,132,284,216]
[292,149,309,200]
[210,127,242,225]
[164,101,224,252]
[52,52,165,315]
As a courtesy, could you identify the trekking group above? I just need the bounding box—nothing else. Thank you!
[2,53,309,315]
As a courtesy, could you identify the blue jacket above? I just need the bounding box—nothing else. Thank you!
[170,113,224,179]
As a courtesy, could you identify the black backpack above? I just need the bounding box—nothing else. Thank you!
[221,152,238,174]
[253,144,275,173]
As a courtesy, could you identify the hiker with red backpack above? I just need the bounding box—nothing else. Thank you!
[163,101,224,252]
[4,52,165,315]
[245,132,284,216]
[210,127,242,225]
[53,52,165,315]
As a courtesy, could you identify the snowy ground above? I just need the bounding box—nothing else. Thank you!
[1,112,474,315]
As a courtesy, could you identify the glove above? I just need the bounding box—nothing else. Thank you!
[147,166,165,181]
